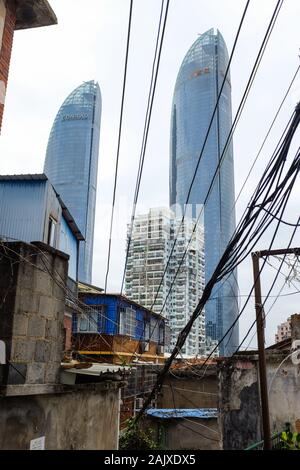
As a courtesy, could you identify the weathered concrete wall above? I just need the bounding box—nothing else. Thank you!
[63,313,72,352]
[219,357,261,450]
[146,417,220,450]
[165,418,221,450]
[291,314,300,342]
[0,241,68,385]
[219,351,300,449]
[0,383,121,449]
[267,353,300,434]
[158,375,218,409]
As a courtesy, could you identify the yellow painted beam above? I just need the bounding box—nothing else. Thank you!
[78,350,163,359]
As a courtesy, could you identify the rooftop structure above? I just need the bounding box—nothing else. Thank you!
[0,173,83,281]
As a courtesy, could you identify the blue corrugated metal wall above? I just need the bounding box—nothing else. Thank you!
[136,309,144,339]
[59,217,78,281]
[0,180,46,242]
[78,294,164,341]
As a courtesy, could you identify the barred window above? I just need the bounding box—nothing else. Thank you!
[144,321,150,341]
[78,305,104,333]
[119,307,136,338]
[159,324,165,344]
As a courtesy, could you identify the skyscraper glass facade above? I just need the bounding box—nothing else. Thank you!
[169,29,239,355]
[44,81,101,284]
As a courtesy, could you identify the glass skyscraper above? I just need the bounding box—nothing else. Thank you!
[169,28,239,355]
[44,81,101,284]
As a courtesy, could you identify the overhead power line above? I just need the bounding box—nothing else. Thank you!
[134,100,300,421]
[104,0,133,292]
[122,0,252,363]
[120,0,170,294]
[131,0,285,359]
[237,246,300,352]
[148,0,283,314]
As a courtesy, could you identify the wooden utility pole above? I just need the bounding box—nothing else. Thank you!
[252,252,271,450]
[251,247,300,450]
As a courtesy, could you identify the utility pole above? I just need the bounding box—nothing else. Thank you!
[251,247,300,450]
[252,252,271,450]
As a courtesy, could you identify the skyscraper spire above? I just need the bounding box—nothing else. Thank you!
[44,80,101,284]
[169,29,239,355]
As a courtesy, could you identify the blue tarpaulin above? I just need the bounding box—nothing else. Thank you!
[146,408,218,419]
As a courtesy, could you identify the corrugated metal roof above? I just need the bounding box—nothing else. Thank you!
[61,363,130,377]
[146,408,218,419]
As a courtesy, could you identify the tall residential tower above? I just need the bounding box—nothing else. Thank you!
[44,81,101,284]
[169,29,238,355]
[125,207,206,356]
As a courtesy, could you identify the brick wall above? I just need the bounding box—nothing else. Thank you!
[0,0,16,132]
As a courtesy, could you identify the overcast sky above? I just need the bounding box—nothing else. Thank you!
[1,0,300,348]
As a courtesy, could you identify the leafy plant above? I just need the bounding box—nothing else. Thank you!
[119,418,159,450]
[280,431,300,450]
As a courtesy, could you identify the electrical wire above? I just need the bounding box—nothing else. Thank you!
[169,384,220,443]
[104,0,133,292]
[124,0,253,361]
[148,0,283,316]
[120,0,170,294]
[130,0,285,360]
[237,248,300,352]
[133,101,300,422]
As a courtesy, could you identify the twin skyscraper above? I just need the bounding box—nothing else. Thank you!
[44,81,101,284]
[44,29,239,355]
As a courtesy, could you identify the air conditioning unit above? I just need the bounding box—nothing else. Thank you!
[157,345,164,355]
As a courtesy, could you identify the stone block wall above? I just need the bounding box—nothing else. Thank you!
[0,241,68,385]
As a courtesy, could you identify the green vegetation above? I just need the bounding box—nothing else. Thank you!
[280,431,300,450]
[119,418,159,450]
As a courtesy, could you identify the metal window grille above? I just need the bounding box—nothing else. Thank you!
[78,305,103,333]
[119,307,136,338]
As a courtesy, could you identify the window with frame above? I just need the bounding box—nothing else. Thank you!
[159,323,165,345]
[47,216,57,247]
[77,305,104,333]
[119,307,136,338]
[144,321,150,341]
